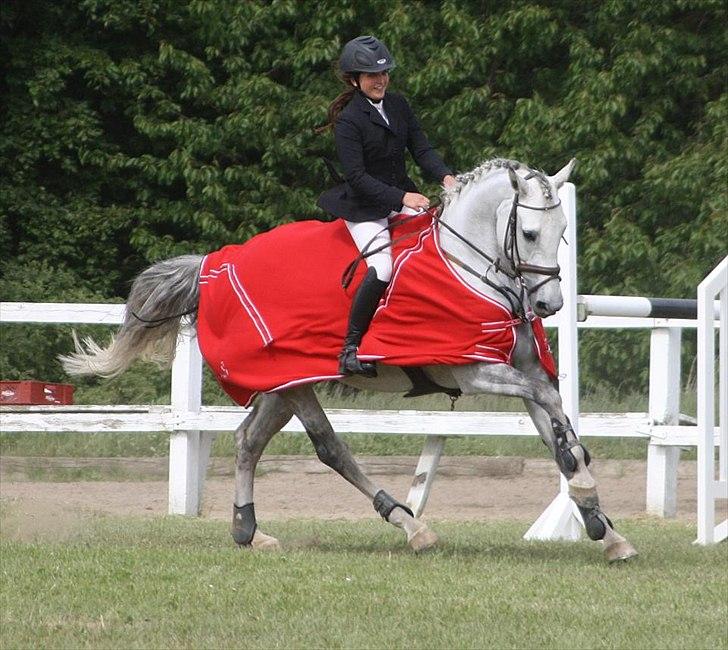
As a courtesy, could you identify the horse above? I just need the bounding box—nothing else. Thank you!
[61,158,637,563]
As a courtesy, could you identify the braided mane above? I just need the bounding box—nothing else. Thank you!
[442,158,553,206]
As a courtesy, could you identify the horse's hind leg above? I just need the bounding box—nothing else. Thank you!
[280,385,438,551]
[232,393,293,550]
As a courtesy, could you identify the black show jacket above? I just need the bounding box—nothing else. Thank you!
[317,90,452,222]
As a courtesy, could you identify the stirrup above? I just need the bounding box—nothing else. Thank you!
[338,346,377,378]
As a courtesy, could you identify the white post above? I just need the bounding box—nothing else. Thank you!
[168,323,204,515]
[406,435,446,517]
[556,183,581,439]
[696,257,728,544]
[718,285,728,542]
[646,328,682,517]
[524,182,583,541]
[719,285,727,487]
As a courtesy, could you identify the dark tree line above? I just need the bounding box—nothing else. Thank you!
[1,0,726,394]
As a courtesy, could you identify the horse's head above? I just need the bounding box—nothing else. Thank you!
[500,160,575,318]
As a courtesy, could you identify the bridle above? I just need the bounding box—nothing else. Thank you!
[436,183,562,317]
[502,191,562,293]
[341,177,563,319]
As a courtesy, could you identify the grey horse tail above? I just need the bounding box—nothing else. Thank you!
[59,255,203,378]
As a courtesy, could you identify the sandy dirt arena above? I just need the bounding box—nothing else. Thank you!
[2,455,719,542]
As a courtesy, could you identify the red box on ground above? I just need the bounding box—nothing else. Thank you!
[0,380,75,405]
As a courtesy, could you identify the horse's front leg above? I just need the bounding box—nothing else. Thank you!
[452,362,589,477]
[280,385,438,551]
[523,399,637,562]
[452,362,637,562]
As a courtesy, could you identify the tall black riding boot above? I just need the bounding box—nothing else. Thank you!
[339,267,389,377]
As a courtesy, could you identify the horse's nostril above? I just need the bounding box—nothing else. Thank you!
[535,301,548,312]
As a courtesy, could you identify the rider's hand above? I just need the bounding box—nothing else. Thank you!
[442,174,458,189]
[402,192,430,211]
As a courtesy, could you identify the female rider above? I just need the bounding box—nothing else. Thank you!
[318,35,457,377]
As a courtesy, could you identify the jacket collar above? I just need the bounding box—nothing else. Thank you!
[353,90,395,133]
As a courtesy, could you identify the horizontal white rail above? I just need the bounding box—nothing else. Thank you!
[1,301,714,330]
[0,302,125,324]
[0,406,652,437]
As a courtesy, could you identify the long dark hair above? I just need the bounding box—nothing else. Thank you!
[317,73,358,133]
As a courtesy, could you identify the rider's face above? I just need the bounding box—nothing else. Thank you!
[355,71,389,102]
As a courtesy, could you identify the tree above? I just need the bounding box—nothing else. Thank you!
[1,0,725,392]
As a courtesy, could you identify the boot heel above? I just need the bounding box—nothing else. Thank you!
[339,268,388,377]
[338,346,377,377]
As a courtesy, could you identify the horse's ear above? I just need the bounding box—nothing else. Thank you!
[508,167,529,195]
[549,158,576,189]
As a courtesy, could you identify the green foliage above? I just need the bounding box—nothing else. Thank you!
[1,0,726,393]
[0,260,107,381]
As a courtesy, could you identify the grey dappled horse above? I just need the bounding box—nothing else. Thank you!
[61,158,637,562]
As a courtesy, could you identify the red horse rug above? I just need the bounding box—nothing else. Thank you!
[197,215,556,406]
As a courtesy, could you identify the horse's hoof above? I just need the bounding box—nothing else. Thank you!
[408,526,438,552]
[250,530,281,551]
[568,476,597,492]
[604,540,638,563]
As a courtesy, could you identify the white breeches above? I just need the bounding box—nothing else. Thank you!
[345,207,418,283]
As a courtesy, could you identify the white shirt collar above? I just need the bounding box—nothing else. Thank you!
[366,97,389,124]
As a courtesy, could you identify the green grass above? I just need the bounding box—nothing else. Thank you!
[0,431,171,459]
[10,464,144,483]
[0,429,655,462]
[1,515,725,650]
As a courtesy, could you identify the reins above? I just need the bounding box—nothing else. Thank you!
[502,175,562,290]
[341,210,434,289]
[341,183,563,319]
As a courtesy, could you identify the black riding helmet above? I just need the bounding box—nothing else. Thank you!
[339,35,395,74]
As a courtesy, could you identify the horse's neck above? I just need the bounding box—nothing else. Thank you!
[438,173,518,308]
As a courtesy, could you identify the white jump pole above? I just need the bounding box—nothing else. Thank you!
[524,182,584,541]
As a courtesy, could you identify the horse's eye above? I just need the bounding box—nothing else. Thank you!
[523,230,538,243]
